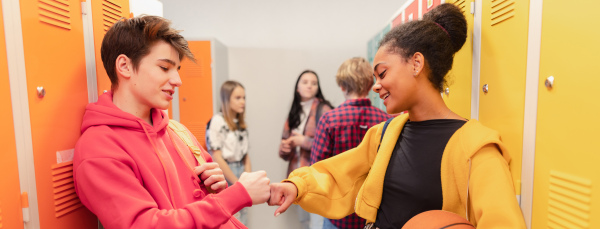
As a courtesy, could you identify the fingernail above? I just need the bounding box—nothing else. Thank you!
[275,212,281,217]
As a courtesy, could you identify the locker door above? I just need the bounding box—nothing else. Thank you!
[90,0,130,95]
[404,0,418,22]
[0,2,24,228]
[179,41,213,148]
[421,0,443,15]
[19,0,96,228]
[479,0,529,193]
[531,1,600,228]
[442,0,473,119]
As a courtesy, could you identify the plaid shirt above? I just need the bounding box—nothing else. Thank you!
[311,98,391,229]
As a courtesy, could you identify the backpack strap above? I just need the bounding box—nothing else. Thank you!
[168,119,207,165]
[377,117,395,152]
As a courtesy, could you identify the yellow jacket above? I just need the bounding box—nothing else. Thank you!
[285,114,526,228]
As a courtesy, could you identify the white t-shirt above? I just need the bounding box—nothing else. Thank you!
[207,113,249,162]
[291,99,314,154]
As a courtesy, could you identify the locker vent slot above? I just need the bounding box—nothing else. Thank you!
[102,0,123,32]
[38,0,72,30]
[454,0,467,13]
[182,58,203,78]
[187,123,205,147]
[491,0,515,26]
[51,161,83,218]
[547,170,592,229]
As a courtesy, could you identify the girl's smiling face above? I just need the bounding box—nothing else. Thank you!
[372,45,420,114]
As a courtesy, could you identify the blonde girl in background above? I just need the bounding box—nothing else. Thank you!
[208,80,251,224]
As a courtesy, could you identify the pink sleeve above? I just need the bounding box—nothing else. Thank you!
[74,158,251,229]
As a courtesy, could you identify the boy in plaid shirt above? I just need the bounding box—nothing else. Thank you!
[310,57,392,229]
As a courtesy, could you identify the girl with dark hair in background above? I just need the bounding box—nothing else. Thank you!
[279,70,333,229]
[207,80,252,224]
[269,4,526,229]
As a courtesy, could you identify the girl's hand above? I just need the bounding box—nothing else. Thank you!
[280,140,292,153]
[288,132,305,146]
[268,182,298,217]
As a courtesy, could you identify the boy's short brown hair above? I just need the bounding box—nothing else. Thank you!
[101,15,195,91]
[335,57,374,96]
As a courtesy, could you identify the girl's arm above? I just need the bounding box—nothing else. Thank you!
[243,154,252,172]
[469,144,526,228]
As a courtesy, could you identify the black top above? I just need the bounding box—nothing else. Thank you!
[374,119,466,229]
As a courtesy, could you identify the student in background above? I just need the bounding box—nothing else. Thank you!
[279,70,333,229]
[73,16,270,229]
[207,80,251,225]
[311,57,391,229]
[269,4,526,228]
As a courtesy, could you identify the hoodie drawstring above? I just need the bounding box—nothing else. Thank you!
[138,120,178,208]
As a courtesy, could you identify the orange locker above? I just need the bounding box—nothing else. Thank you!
[175,39,229,149]
[90,0,130,95]
[178,41,214,148]
[0,2,24,228]
[19,0,96,228]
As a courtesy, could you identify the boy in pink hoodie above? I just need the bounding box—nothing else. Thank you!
[73,16,270,229]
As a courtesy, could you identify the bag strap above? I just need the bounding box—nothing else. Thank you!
[377,117,395,152]
[168,119,206,165]
[316,102,325,123]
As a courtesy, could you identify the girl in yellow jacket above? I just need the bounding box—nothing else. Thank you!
[268,3,526,229]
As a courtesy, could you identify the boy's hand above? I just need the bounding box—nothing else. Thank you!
[238,171,271,205]
[195,162,227,193]
[268,182,298,217]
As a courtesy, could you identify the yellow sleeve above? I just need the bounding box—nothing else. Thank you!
[469,144,526,228]
[284,123,382,219]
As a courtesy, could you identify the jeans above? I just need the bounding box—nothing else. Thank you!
[298,205,325,229]
[227,161,247,225]
[323,219,338,229]
[310,213,324,229]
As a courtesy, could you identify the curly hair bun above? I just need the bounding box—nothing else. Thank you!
[423,3,467,54]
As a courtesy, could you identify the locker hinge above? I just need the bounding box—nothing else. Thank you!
[21,192,30,223]
[81,2,89,15]
[470,1,475,15]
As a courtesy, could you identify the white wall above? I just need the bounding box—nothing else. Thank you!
[130,0,163,17]
[163,1,406,228]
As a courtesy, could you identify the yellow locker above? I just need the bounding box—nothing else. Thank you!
[531,1,600,228]
[443,0,473,119]
[479,0,529,193]
[19,0,96,227]
[0,2,24,228]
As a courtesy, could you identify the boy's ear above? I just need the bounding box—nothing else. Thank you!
[340,86,347,93]
[115,54,133,79]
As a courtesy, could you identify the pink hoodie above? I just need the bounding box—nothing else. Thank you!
[74,93,251,229]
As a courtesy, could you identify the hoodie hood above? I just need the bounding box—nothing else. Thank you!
[81,92,169,134]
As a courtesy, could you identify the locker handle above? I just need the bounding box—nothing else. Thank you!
[37,86,46,98]
[545,76,554,89]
